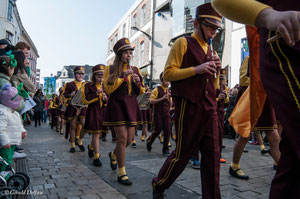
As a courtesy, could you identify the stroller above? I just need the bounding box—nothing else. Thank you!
[0,156,30,198]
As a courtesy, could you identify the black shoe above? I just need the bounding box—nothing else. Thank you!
[162,151,170,157]
[243,148,248,153]
[146,142,152,152]
[109,152,117,170]
[88,145,94,158]
[153,190,165,199]
[273,164,278,170]
[132,142,137,148]
[261,148,270,155]
[65,132,69,139]
[78,145,85,152]
[70,147,75,153]
[118,175,132,186]
[15,145,24,153]
[229,166,249,180]
[93,158,102,167]
[75,138,79,146]
[102,136,107,142]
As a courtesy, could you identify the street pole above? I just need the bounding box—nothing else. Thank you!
[150,0,156,86]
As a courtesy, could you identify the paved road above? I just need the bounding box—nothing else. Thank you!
[22,123,275,199]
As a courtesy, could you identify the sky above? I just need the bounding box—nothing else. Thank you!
[17,0,134,83]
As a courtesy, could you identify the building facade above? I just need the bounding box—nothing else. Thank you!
[106,0,249,88]
[106,0,172,85]
[0,0,40,88]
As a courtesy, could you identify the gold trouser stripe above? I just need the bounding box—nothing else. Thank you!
[276,41,300,90]
[156,99,186,187]
[268,31,300,112]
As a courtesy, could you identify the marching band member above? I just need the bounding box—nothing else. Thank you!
[147,72,171,156]
[63,66,87,153]
[152,3,222,198]
[82,64,107,167]
[103,38,145,186]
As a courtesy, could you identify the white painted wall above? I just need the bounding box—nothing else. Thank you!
[230,22,246,87]
[152,11,171,80]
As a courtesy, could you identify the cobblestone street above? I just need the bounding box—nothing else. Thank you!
[23,123,275,199]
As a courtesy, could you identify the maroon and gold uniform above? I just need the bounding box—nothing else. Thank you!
[63,80,87,121]
[147,85,171,154]
[103,65,144,126]
[152,3,222,198]
[82,81,107,134]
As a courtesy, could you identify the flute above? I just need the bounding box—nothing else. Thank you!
[267,34,281,44]
[208,38,217,79]
[127,59,136,83]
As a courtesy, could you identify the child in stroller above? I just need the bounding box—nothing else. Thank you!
[0,83,29,194]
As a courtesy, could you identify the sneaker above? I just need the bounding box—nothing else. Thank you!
[12,152,27,159]
[93,158,102,167]
[88,145,94,158]
[15,145,24,153]
[220,158,226,163]
[78,145,85,152]
[153,190,165,199]
[190,159,200,169]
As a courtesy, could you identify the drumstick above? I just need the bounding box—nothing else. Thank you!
[267,34,281,44]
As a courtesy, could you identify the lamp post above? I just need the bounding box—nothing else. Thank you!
[130,26,154,86]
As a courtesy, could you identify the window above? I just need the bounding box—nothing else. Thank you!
[139,42,144,66]
[114,34,118,45]
[132,49,135,64]
[110,39,113,53]
[5,31,13,43]
[132,14,137,35]
[141,5,146,26]
[7,0,14,22]
[122,23,126,37]
[132,14,137,27]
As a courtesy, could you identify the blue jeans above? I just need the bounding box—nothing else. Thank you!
[43,110,47,123]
